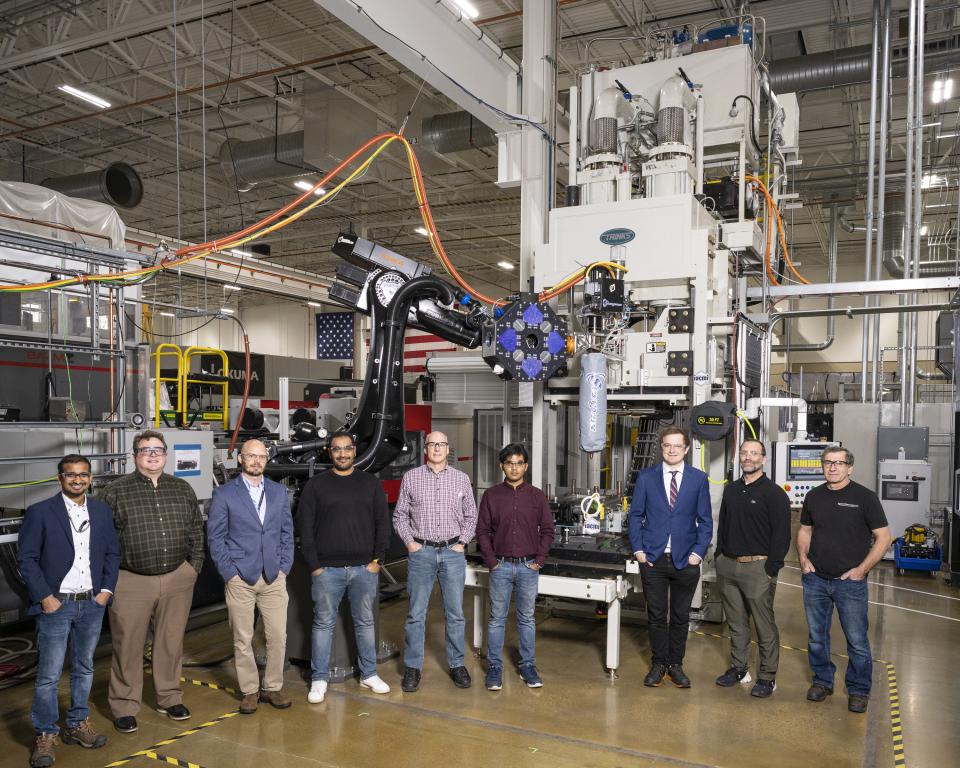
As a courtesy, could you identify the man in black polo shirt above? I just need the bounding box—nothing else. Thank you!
[476,443,554,691]
[797,445,891,714]
[714,439,790,698]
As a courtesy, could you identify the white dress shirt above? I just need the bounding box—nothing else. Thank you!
[59,494,93,593]
[661,464,685,554]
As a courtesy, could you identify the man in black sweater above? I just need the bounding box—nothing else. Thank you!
[714,439,790,698]
[296,432,391,704]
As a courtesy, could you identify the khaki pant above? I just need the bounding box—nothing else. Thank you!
[224,573,289,694]
[108,562,197,717]
[716,554,780,680]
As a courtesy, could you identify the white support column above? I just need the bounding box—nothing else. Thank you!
[520,0,556,489]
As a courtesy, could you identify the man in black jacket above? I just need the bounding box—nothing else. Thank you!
[714,439,791,698]
[296,431,391,704]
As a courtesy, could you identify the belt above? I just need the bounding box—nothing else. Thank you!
[736,555,768,563]
[57,590,93,601]
[414,536,460,547]
[499,555,536,563]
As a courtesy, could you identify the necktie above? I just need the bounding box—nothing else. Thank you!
[669,471,679,510]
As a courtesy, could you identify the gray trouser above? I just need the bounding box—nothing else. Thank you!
[716,554,779,680]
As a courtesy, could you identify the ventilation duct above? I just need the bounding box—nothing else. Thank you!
[218,131,318,191]
[41,162,143,209]
[768,35,960,93]
[421,111,497,154]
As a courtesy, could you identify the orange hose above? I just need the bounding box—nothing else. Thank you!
[745,176,809,286]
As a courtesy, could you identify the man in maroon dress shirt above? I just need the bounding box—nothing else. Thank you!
[476,443,555,691]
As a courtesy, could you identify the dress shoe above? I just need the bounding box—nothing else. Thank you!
[806,683,834,702]
[401,667,421,692]
[157,704,191,721]
[667,664,691,688]
[260,689,292,709]
[239,693,259,714]
[113,716,138,733]
[449,666,472,688]
[643,663,667,687]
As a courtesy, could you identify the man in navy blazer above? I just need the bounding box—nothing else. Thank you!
[629,427,712,689]
[17,454,120,767]
[207,439,294,714]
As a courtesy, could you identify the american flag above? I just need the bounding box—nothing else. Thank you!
[316,311,355,359]
[363,327,460,374]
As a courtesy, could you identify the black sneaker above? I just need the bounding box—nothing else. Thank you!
[113,716,138,734]
[157,704,191,721]
[401,667,421,693]
[667,664,691,688]
[848,694,869,714]
[806,683,833,702]
[449,666,472,689]
[643,663,667,687]
[750,679,776,698]
[716,666,751,687]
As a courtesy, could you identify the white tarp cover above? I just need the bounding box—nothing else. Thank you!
[0,180,126,249]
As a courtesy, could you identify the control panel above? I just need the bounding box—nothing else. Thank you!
[772,441,831,508]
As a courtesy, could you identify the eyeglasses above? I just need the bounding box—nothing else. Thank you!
[821,459,850,469]
[135,447,167,456]
[61,472,91,480]
[330,446,355,454]
[661,443,686,451]
[241,453,269,461]
[502,461,527,468]
[425,442,449,449]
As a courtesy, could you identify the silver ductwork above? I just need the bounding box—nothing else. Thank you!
[218,131,317,191]
[421,111,497,153]
[768,35,960,93]
[41,162,143,209]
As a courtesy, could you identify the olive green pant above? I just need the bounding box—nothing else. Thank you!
[716,554,779,680]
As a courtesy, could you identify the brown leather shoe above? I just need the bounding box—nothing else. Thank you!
[259,689,292,709]
[30,733,57,767]
[61,717,107,748]
[239,692,259,714]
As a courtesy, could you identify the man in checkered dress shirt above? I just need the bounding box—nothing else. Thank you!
[393,431,476,692]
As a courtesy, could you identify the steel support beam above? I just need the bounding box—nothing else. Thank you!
[747,276,960,300]
[312,0,519,134]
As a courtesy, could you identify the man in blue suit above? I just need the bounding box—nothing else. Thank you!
[17,454,120,767]
[207,439,294,714]
[629,427,713,688]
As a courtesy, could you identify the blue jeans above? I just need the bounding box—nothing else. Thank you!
[403,544,466,669]
[802,572,873,696]
[310,566,378,682]
[486,559,539,671]
[31,600,106,734]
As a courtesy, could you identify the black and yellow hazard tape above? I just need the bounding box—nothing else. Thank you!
[103,711,238,768]
[692,629,906,766]
[180,676,237,696]
[142,751,208,768]
[886,662,906,767]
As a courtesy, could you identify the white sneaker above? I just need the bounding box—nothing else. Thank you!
[360,675,390,694]
[307,680,327,704]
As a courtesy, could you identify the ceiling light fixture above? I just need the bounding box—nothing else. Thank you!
[294,179,326,196]
[223,284,241,291]
[920,225,929,236]
[497,260,515,270]
[158,311,175,318]
[452,0,480,19]
[228,249,251,257]
[414,226,430,236]
[307,301,322,308]
[219,308,235,314]
[58,84,111,109]
[921,174,945,189]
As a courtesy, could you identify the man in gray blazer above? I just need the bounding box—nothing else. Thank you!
[207,439,294,714]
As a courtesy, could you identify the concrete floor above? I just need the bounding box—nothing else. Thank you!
[1,560,958,768]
